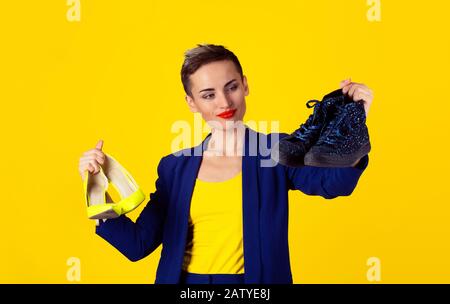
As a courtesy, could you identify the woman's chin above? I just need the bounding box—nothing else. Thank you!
[220,119,244,130]
[205,115,245,131]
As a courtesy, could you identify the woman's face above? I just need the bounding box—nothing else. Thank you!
[185,60,248,130]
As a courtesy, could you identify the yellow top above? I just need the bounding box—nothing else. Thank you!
[182,171,244,274]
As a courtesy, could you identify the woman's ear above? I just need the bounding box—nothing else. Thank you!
[185,95,198,113]
[243,75,249,96]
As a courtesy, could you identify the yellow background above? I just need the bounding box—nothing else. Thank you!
[1,0,449,283]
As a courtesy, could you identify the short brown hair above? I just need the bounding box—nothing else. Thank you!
[181,44,243,97]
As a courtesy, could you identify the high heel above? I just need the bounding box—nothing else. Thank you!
[84,154,145,220]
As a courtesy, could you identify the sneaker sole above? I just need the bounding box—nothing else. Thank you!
[304,142,371,168]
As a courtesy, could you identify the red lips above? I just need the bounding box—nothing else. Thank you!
[216,109,237,119]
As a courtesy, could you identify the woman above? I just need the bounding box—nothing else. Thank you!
[78,44,373,284]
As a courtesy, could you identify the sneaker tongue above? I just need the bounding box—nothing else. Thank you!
[317,106,349,144]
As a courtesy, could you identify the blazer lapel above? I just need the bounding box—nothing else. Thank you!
[172,134,211,281]
[242,127,262,283]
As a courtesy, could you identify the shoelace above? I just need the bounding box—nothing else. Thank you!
[293,99,327,141]
[317,106,355,146]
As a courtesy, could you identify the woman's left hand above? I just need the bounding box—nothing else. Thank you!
[340,78,373,116]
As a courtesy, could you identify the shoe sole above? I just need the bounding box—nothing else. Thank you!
[304,142,371,168]
[88,207,121,220]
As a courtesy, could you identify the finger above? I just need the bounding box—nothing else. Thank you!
[355,91,371,103]
[81,161,95,173]
[80,162,97,175]
[95,140,104,151]
[340,78,351,88]
[348,84,360,97]
[89,155,105,165]
[84,163,95,174]
[96,155,105,165]
[356,93,371,115]
[79,155,104,167]
[79,160,90,172]
[83,150,106,160]
[79,160,91,172]
[353,91,366,102]
[355,86,371,95]
[79,157,104,171]
[79,158,95,166]
[351,87,371,101]
[342,83,352,94]
[350,83,372,94]
[89,163,97,173]
[87,161,100,174]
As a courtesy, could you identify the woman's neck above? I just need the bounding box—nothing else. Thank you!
[205,123,246,157]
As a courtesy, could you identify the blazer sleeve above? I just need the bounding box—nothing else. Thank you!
[284,154,369,199]
[95,156,170,262]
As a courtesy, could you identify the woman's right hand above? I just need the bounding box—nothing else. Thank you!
[78,140,106,180]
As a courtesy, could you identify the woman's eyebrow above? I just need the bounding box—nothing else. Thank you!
[199,87,215,93]
[224,79,237,87]
[198,79,237,93]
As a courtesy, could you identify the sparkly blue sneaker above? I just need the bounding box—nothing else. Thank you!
[304,102,371,167]
[271,89,352,167]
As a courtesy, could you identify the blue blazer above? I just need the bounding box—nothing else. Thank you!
[96,126,369,284]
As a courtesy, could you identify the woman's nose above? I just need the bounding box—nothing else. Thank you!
[216,93,233,108]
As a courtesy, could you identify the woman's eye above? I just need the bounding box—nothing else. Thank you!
[228,85,238,91]
[203,94,214,100]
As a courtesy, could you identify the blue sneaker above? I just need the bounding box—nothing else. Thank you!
[304,102,371,167]
[271,89,351,167]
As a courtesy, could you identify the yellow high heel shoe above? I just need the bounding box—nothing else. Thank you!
[84,168,120,219]
[102,154,146,214]
[84,154,146,220]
